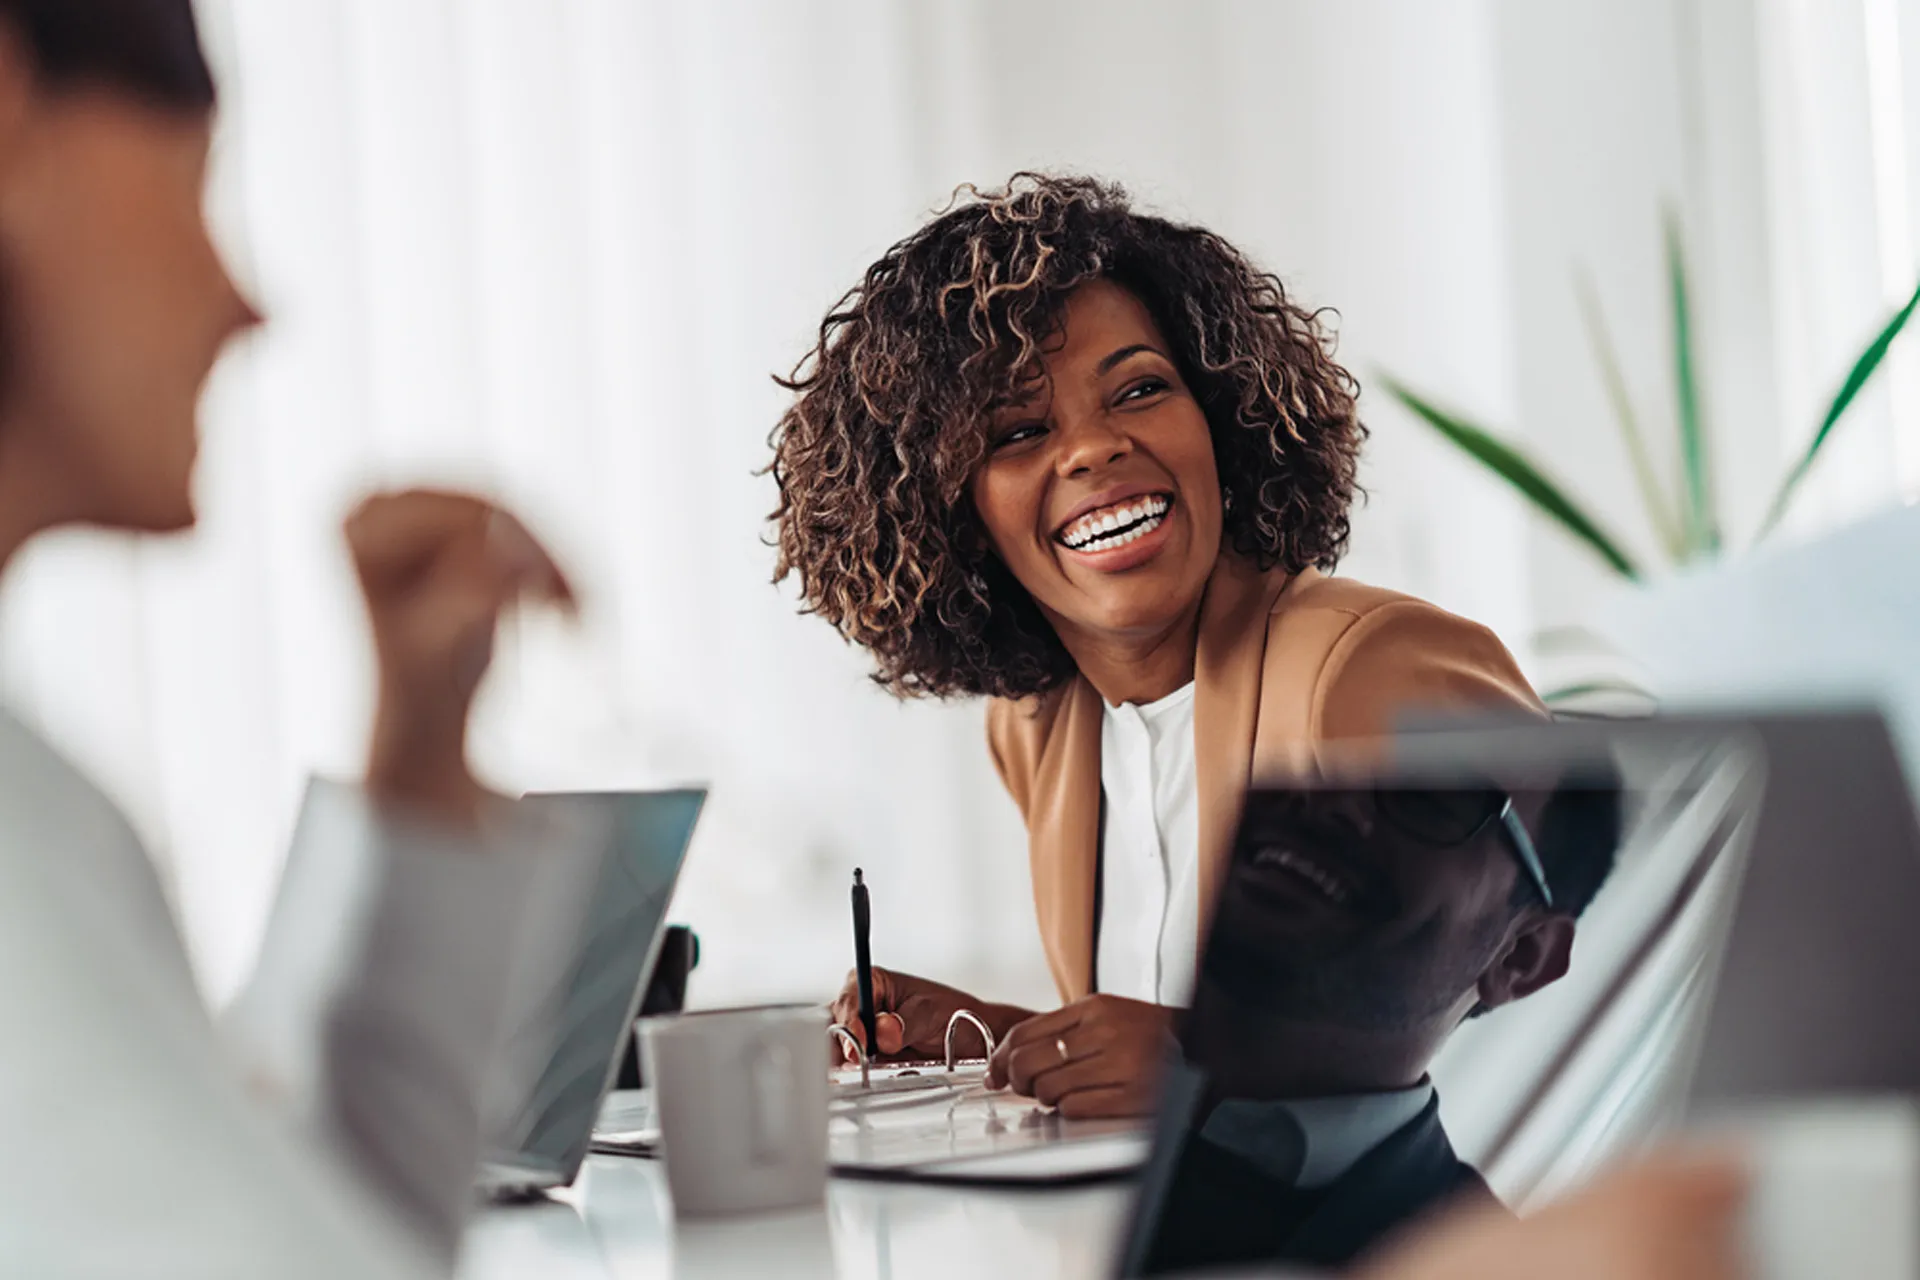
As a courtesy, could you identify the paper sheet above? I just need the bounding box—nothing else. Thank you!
[593,1071,1149,1183]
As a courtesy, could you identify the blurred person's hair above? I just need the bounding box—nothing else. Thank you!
[1457,763,1622,1022]
[0,0,213,110]
[1527,763,1625,919]
[768,173,1367,700]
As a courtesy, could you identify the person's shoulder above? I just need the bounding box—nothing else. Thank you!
[0,705,191,982]
[1265,571,1515,673]
[0,706,147,855]
[1276,571,1469,627]
[1260,571,1542,740]
[1448,1161,1507,1212]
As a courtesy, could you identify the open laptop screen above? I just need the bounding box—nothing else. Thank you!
[489,789,705,1181]
[1117,724,1768,1275]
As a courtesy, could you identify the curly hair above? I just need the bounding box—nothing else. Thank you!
[769,173,1366,701]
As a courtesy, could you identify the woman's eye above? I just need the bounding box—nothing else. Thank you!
[1118,377,1170,404]
[992,422,1046,449]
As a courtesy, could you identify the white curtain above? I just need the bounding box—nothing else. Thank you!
[1,0,1699,1010]
[1739,0,1920,530]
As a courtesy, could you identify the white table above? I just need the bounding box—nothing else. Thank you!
[460,1154,1132,1279]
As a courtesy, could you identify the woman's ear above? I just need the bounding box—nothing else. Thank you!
[1475,913,1575,1014]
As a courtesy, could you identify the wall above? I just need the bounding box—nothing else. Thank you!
[2,0,1885,1014]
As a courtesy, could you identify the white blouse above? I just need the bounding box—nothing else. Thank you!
[1096,682,1202,1005]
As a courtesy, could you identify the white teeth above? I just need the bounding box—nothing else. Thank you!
[1061,496,1173,550]
[1069,513,1163,551]
[1251,846,1352,904]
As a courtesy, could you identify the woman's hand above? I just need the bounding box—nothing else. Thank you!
[986,995,1175,1119]
[347,489,575,827]
[1356,1150,1749,1280]
[827,968,1026,1064]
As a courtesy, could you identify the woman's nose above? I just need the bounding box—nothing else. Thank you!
[1054,411,1132,476]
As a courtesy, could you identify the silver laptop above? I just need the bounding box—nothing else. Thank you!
[477,788,705,1200]
[1527,502,1920,1106]
[1119,710,1920,1274]
[1385,713,1920,1108]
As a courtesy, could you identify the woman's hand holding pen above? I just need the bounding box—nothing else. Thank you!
[828,968,1030,1063]
[987,995,1175,1120]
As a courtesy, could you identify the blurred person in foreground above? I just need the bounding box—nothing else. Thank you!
[0,2,595,1276]
[1354,1150,1750,1280]
[1159,1150,1750,1280]
[787,174,1545,1116]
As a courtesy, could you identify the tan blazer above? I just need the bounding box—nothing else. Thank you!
[985,554,1545,1002]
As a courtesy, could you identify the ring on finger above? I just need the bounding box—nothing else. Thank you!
[1055,1036,1070,1063]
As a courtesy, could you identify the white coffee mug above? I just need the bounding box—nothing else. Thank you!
[638,1004,829,1217]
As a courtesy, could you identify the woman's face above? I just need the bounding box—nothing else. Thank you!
[969,280,1223,651]
[0,88,257,532]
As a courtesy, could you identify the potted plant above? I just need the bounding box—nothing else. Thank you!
[1382,216,1920,710]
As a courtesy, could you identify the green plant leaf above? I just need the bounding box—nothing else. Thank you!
[1575,269,1686,562]
[1381,377,1641,580]
[1666,212,1720,556]
[1758,274,1920,537]
[1532,623,1625,656]
[1541,678,1658,705]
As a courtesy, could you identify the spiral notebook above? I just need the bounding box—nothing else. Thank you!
[593,1061,1149,1185]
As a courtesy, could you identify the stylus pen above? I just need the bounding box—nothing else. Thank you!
[852,868,879,1061]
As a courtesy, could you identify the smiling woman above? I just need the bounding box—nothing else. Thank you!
[968,281,1227,706]
[772,174,1549,1120]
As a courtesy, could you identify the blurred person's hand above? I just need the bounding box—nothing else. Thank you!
[986,994,1175,1119]
[1355,1150,1749,1280]
[349,489,575,827]
[828,967,1029,1064]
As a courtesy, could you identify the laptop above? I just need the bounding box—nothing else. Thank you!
[1382,710,1920,1275]
[477,788,706,1200]
[1118,711,1920,1274]
[1543,504,1920,1106]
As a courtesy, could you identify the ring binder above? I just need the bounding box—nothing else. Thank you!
[829,1007,998,1088]
[827,1024,870,1088]
[945,1009,996,1070]
[607,1012,1146,1185]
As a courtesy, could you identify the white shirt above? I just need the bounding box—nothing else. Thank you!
[0,708,599,1278]
[1096,682,1202,1005]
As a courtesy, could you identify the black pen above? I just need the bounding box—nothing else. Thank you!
[852,868,879,1061]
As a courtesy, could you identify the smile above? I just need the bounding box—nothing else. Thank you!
[1055,493,1173,552]
[1247,844,1361,908]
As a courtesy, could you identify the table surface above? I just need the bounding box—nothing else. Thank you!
[459,1154,1134,1280]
